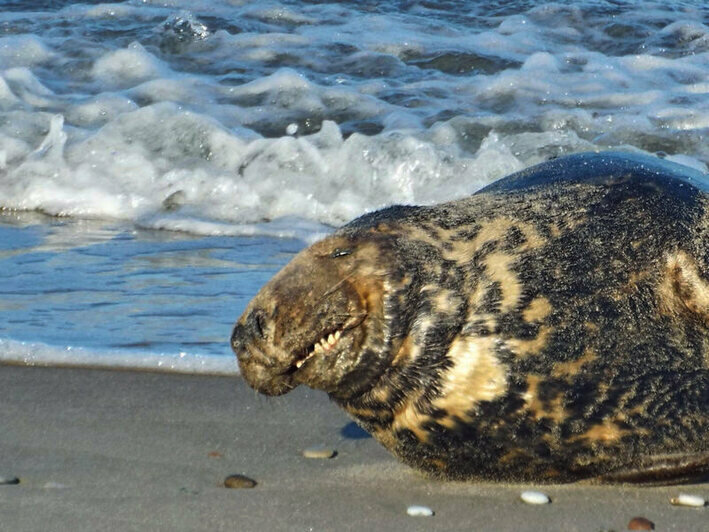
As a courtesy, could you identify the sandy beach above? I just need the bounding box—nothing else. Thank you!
[1,365,706,531]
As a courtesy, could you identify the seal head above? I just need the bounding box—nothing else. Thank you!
[232,232,402,400]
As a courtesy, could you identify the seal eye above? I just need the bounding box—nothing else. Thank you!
[330,248,352,258]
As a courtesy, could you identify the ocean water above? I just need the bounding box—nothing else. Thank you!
[0,0,707,373]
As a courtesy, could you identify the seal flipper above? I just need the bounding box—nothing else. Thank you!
[591,452,709,486]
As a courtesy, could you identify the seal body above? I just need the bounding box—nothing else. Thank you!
[231,152,709,484]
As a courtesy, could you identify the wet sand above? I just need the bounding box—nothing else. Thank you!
[1,366,706,531]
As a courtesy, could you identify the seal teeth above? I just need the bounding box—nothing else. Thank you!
[294,327,344,371]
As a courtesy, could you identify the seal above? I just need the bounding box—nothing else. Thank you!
[231,152,709,484]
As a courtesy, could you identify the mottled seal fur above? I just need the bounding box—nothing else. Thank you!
[231,152,709,484]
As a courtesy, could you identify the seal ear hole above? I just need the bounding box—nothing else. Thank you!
[330,248,352,258]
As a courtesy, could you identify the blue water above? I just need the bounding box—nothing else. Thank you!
[0,0,707,372]
[0,213,304,372]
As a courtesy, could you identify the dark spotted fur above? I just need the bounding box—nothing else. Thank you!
[232,152,709,484]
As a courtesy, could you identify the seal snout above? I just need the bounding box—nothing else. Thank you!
[230,308,268,357]
[231,305,297,397]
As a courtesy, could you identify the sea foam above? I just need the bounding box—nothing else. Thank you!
[0,0,705,237]
[0,338,239,375]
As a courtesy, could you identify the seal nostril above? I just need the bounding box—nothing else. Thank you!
[245,308,268,340]
[254,309,267,339]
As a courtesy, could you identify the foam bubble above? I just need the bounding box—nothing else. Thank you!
[0,75,21,109]
[246,6,317,26]
[65,94,139,128]
[92,42,170,89]
[522,52,560,72]
[1,67,61,114]
[0,35,53,68]
[67,3,139,18]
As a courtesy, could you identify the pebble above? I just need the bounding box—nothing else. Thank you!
[286,123,298,135]
[0,476,20,485]
[406,505,434,517]
[627,516,655,530]
[302,445,337,459]
[520,490,551,505]
[669,493,706,507]
[223,474,257,489]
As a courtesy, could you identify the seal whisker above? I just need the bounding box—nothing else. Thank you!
[319,272,356,301]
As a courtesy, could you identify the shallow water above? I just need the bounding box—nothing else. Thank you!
[0,212,304,372]
[0,0,707,371]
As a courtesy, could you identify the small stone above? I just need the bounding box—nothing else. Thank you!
[628,516,654,530]
[520,490,551,505]
[0,476,20,485]
[669,493,706,507]
[302,445,337,459]
[286,123,298,135]
[223,474,257,489]
[407,505,434,517]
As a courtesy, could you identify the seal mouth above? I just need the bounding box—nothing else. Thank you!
[285,313,367,375]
